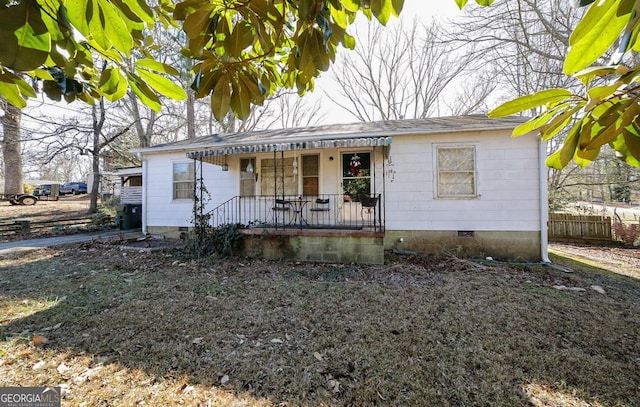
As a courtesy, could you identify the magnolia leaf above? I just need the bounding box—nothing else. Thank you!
[14,75,37,98]
[330,6,349,28]
[183,7,215,56]
[86,0,111,51]
[539,104,585,140]
[585,99,633,150]
[0,1,51,71]
[134,58,180,76]
[238,73,264,105]
[99,67,128,101]
[575,65,629,85]
[226,21,254,58]
[488,88,573,118]
[560,121,582,168]
[341,0,360,12]
[587,82,621,109]
[230,80,251,119]
[564,0,632,75]
[127,72,162,111]
[391,0,404,15]
[454,0,469,9]
[298,0,314,21]
[211,74,231,121]
[512,106,566,137]
[371,0,392,25]
[98,0,133,55]
[475,0,494,5]
[65,0,91,38]
[576,142,601,162]
[0,81,27,108]
[111,0,155,25]
[135,68,187,100]
[611,130,640,166]
[32,68,54,80]
[623,128,640,161]
[194,70,222,98]
[343,33,356,49]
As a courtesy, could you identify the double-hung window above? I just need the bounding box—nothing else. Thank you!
[173,162,194,200]
[302,155,319,196]
[240,158,256,196]
[436,146,477,198]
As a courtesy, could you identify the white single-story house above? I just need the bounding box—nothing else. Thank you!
[134,115,548,264]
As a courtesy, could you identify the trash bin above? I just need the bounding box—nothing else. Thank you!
[115,204,142,230]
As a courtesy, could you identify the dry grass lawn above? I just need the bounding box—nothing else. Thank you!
[0,242,639,406]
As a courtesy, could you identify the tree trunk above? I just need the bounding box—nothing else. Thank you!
[186,89,196,139]
[88,100,106,213]
[0,100,24,194]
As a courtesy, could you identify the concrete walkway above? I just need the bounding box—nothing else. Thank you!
[0,229,143,255]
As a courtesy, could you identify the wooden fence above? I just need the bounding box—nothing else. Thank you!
[548,213,612,241]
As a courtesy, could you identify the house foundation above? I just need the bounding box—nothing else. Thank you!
[241,229,385,264]
[384,230,542,261]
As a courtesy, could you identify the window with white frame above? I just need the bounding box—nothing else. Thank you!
[240,158,257,196]
[302,154,319,196]
[436,145,477,198]
[172,162,194,200]
[260,157,296,196]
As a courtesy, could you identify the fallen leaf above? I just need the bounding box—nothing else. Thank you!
[192,337,204,345]
[220,375,230,385]
[73,366,103,384]
[57,363,71,375]
[285,334,292,341]
[32,360,46,370]
[270,338,283,344]
[313,352,323,362]
[32,335,49,346]
[591,285,606,295]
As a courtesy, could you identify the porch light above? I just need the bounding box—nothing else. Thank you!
[221,163,229,171]
[292,157,298,176]
[245,161,254,174]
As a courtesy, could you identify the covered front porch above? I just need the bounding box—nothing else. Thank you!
[189,135,392,235]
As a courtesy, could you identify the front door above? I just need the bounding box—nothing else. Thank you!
[341,152,371,226]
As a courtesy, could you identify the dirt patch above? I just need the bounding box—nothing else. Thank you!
[550,242,640,279]
[0,195,91,220]
[1,243,638,406]
[0,196,111,243]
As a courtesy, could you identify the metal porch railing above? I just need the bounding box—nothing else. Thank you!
[206,194,384,232]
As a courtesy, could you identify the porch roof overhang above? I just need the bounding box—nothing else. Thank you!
[186,136,392,166]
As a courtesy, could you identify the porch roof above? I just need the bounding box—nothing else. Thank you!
[186,136,392,165]
[133,115,529,166]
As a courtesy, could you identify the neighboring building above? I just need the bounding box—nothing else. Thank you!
[114,167,143,204]
[134,115,548,264]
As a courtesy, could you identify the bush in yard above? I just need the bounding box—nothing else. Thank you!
[614,222,640,246]
[182,224,245,259]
